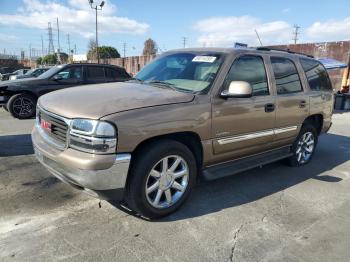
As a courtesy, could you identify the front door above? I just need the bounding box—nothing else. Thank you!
[39,65,84,96]
[212,55,276,161]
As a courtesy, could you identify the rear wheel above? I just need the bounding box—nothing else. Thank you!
[125,140,197,219]
[288,124,318,166]
[7,93,36,119]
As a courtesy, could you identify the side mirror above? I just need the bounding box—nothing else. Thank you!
[220,81,253,98]
[53,74,63,81]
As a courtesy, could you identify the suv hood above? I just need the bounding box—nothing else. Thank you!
[38,82,195,119]
[0,77,40,89]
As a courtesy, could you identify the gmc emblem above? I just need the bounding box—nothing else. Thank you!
[41,119,51,132]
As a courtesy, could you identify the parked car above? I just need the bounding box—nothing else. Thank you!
[10,67,51,80]
[32,48,334,218]
[0,63,130,119]
[1,68,30,81]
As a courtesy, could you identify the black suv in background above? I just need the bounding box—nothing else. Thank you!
[0,63,130,119]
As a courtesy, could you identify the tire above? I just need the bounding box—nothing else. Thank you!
[7,93,37,119]
[125,139,197,219]
[288,124,318,167]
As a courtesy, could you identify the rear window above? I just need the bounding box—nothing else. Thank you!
[300,58,332,91]
[271,57,303,94]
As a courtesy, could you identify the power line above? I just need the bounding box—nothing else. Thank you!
[293,24,300,45]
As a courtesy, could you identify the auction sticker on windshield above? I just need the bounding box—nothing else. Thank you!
[192,56,217,63]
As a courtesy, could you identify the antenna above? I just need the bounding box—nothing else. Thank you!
[293,24,300,44]
[254,29,263,46]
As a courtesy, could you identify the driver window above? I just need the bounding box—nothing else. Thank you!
[55,66,82,81]
[224,55,269,96]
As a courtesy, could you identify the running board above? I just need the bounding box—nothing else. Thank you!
[202,146,292,181]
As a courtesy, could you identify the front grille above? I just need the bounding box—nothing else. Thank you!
[39,110,69,146]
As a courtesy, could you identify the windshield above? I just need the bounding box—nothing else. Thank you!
[134,52,224,93]
[24,69,34,75]
[38,65,65,79]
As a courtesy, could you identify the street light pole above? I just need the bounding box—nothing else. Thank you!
[89,0,104,64]
[95,6,98,63]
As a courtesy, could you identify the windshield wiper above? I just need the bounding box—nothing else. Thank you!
[127,77,143,83]
[147,80,178,90]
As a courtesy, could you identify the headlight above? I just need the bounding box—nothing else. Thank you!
[69,119,117,154]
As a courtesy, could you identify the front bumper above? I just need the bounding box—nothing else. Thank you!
[32,126,131,200]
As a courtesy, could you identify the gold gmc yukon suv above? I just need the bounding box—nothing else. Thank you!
[32,48,333,218]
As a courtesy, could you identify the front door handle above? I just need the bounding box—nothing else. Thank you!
[265,103,275,113]
[299,100,307,108]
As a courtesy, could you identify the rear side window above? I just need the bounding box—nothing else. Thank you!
[105,68,119,80]
[225,55,269,96]
[271,57,303,94]
[300,58,332,91]
[86,66,105,81]
[105,67,130,80]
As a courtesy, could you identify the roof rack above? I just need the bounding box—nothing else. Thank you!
[256,47,314,58]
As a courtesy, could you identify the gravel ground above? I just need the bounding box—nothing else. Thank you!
[1,109,350,262]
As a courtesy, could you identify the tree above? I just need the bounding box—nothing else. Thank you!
[87,46,121,60]
[143,38,157,55]
[42,54,57,65]
[36,57,43,65]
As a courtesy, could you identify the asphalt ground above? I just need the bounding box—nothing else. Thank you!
[1,108,350,262]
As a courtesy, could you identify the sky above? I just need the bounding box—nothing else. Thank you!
[1,0,350,57]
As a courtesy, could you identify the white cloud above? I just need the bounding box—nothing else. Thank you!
[194,16,350,47]
[194,16,294,47]
[306,18,350,42]
[0,0,149,38]
[282,8,291,13]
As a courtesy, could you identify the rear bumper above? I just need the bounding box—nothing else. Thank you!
[32,126,131,200]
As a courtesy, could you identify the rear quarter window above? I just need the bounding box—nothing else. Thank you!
[300,58,332,91]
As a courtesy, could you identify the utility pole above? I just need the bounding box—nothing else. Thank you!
[56,17,60,52]
[74,44,77,54]
[182,37,187,48]
[123,42,127,58]
[67,34,71,54]
[293,24,300,45]
[41,35,44,56]
[48,22,55,54]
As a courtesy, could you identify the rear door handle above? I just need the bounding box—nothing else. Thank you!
[299,100,307,108]
[265,103,275,113]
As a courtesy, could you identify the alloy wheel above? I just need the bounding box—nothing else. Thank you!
[12,97,35,117]
[296,131,315,164]
[145,155,189,209]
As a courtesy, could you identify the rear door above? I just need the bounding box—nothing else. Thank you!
[212,54,276,161]
[269,56,309,143]
[85,66,106,84]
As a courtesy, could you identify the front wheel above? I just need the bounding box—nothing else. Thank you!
[288,124,318,166]
[7,93,37,119]
[125,140,197,219]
